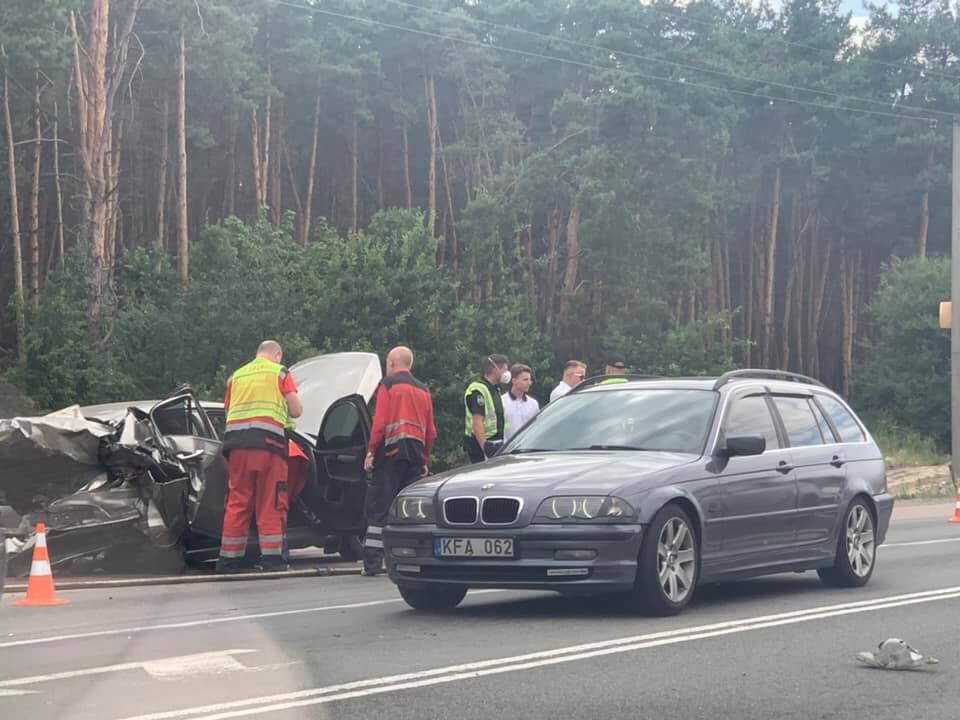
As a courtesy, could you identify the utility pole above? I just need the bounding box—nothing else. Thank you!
[952,120,960,485]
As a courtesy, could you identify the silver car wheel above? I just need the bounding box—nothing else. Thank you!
[845,504,875,578]
[657,516,696,603]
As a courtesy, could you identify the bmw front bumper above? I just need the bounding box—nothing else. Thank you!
[382,524,644,594]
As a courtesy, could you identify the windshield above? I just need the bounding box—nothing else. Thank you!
[504,388,718,455]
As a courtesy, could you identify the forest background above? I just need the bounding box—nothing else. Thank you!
[0,0,954,468]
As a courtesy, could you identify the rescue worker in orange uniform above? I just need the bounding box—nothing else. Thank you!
[361,346,436,576]
[217,340,303,573]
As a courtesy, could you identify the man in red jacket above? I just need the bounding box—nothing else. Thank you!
[361,346,436,576]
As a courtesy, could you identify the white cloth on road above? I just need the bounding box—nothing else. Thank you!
[856,638,939,670]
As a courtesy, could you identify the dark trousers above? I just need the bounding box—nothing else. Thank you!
[464,437,486,464]
[363,456,422,572]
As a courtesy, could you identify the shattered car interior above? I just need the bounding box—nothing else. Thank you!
[0,352,382,577]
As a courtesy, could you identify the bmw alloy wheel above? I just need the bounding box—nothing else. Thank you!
[846,503,875,578]
[657,516,696,603]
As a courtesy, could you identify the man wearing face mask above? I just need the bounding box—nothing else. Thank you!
[464,354,510,463]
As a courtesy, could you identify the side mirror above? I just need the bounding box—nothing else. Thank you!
[720,435,766,458]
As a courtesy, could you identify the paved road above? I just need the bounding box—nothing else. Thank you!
[2,502,959,720]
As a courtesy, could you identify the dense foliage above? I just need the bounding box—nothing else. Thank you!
[2,0,957,454]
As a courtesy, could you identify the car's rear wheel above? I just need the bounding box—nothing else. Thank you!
[818,498,876,588]
[627,503,699,615]
[397,582,468,610]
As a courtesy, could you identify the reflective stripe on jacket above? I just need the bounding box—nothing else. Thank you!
[224,357,290,456]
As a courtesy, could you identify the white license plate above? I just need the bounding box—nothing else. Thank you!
[434,537,514,558]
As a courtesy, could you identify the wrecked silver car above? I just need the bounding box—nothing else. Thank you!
[0,352,381,576]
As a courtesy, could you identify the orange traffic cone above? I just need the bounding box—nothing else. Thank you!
[14,523,70,607]
[950,486,960,524]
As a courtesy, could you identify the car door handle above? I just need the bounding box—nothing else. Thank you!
[830,455,846,468]
[776,461,793,474]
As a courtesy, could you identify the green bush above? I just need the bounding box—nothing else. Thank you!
[854,257,950,451]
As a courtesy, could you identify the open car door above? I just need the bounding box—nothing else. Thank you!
[298,394,372,534]
[147,391,228,540]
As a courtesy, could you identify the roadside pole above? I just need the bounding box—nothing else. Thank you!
[952,120,960,487]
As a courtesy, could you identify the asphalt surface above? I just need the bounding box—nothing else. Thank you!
[2,501,959,720]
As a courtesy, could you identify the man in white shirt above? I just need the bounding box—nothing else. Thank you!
[502,364,540,442]
[549,360,587,403]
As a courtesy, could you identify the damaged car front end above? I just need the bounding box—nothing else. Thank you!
[0,352,382,577]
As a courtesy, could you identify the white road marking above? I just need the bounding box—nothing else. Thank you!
[0,589,507,650]
[881,537,960,548]
[143,653,251,681]
[0,650,256,689]
[0,689,38,697]
[115,585,960,720]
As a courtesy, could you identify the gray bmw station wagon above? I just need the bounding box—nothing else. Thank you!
[383,370,894,615]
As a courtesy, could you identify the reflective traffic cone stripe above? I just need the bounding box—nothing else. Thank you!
[949,489,960,524]
[14,523,70,607]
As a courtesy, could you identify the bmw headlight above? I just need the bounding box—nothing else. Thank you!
[388,496,436,524]
[533,496,635,523]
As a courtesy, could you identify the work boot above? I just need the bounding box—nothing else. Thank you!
[362,548,384,576]
[215,558,247,574]
[255,557,290,573]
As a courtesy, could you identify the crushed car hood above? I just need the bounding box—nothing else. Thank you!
[289,352,381,435]
[0,406,114,514]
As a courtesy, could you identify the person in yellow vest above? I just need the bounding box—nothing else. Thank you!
[600,353,629,385]
[463,354,510,463]
[217,340,303,573]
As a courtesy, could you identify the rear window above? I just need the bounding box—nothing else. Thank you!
[772,396,823,447]
[816,395,866,443]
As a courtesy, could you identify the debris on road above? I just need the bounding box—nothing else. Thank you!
[856,639,939,670]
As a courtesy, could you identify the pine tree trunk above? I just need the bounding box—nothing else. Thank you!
[53,102,65,269]
[302,84,320,245]
[811,233,832,379]
[560,205,581,315]
[224,110,237,218]
[2,54,26,362]
[157,94,169,250]
[270,105,283,226]
[402,125,412,210]
[251,111,261,209]
[544,209,562,333]
[438,124,457,267]
[761,166,781,367]
[29,71,42,310]
[780,197,798,370]
[425,72,438,236]
[176,24,189,285]
[744,200,756,365]
[917,147,933,257]
[377,125,385,212]
[350,121,359,235]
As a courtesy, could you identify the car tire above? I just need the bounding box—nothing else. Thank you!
[397,582,468,611]
[627,503,699,616]
[337,534,364,562]
[818,498,876,588]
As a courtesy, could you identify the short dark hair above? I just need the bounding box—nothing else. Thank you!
[482,354,510,374]
[510,363,532,379]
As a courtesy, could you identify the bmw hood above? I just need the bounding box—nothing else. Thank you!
[411,451,696,497]
[289,352,382,435]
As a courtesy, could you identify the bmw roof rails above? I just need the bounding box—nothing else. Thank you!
[712,369,825,391]
[568,374,662,393]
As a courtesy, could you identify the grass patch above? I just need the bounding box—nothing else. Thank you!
[872,426,949,469]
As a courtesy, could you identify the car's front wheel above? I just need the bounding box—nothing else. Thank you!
[397,582,468,611]
[818,498,876,588]
[628,503,699,615]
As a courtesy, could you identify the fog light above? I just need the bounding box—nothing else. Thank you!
[547,568,590,577]
[395,564,421,574]
[554,549,598,561]
[392,547,416,557]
